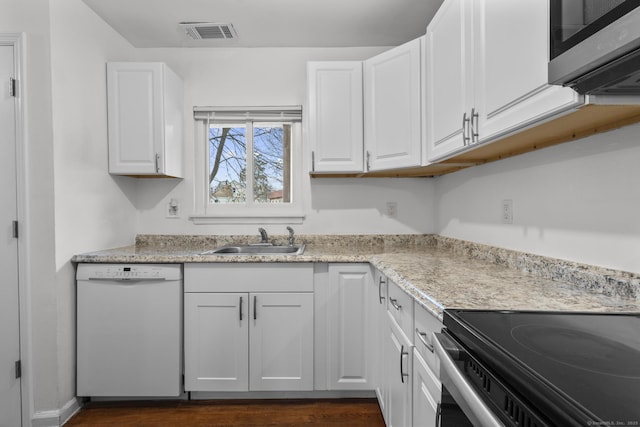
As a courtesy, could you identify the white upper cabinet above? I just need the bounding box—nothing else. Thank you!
[107,62,184,177]
[364,37,423,171]
[425,0,473,161]
[307,62,364,173]
[473,0,581,142]
[426,0,582,162]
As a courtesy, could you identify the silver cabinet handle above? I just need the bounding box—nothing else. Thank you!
[253,295,257,320]
[155,152,161,173]
[470,108,479,143]
[378,276,386,304]
[239,296,243,321]
[435,402,442,427]
[311,151,315,172]
[400,344,409,383]
[416,328,434,353]
[366,150,371,171]
[389,298,402,311]
[462,112,470,146]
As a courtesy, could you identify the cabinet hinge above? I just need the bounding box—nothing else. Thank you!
[15,360,21,379]
[12,220,18,238]
[9,78,17,97]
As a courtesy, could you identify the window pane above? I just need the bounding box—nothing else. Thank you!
[253,124,291,204]
[209,126,247,204]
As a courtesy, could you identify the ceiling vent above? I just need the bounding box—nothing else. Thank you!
[179,22,238,40]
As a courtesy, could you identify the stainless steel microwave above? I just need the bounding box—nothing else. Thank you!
[548,0,640,94]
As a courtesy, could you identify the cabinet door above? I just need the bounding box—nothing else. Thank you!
[308,62,364,173]
[474,0,581,143]
[413,349,441,427]
[249,292,314,391]
[107,62,183,177]
[373,270,388,422]
[184,293,249,391]
[364,38,423,171]
[385,312,412,427]
[326,264,373,390]
[426,0,473,162]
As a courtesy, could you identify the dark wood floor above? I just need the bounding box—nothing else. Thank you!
[64,398,386,427]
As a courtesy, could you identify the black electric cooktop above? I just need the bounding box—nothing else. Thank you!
[443,310,640,426]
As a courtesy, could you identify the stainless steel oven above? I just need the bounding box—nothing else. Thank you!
[433,310,640,427]
[548,0,640,94]
[434,332,541,427]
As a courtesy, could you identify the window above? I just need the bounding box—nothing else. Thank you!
[192,106,304,223]
[209,122,291,205]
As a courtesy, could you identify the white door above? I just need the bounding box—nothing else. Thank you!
[426,0,473,161]
[364,37,422,171]
[326,264,372,390]
[307,61,364,173]
[474,0,582,143]
[413,350,440,427]
[184,292,249,391]
[0,44,22,427]
[249,292,314,391]
[373,270,388,422]
[385,314,412,427]
[107,62,163,175]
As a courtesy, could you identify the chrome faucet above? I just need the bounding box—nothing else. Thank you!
[258,227,269,244]
[286,226,295,246]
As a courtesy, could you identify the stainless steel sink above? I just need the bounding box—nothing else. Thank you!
[200,244,305,256]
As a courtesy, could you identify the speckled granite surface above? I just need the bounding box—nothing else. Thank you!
[72,234,640,319]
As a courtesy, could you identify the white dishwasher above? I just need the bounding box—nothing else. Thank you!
[76,264,182,397]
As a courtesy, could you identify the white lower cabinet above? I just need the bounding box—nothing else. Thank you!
[382,279,415,426]
[184,292,249,391]
[183,262,443,426]
[413,348,440,426]
[249,292,314,391]
[184,264,314,392]
[385,311,413,427]
[413,302,444,426]
[372,269,388,420]
[325,264,374,390]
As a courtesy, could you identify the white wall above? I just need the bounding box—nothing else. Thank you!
[48,0,139,416]
[0,0,59,417]
[435,122,640,274]
[128,47,436,235]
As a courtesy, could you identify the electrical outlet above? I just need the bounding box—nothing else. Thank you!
[386,202,398,218]
[166,199,180,218]
[502,199,513,224]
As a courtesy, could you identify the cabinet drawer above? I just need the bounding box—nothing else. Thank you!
[414,302,443,375]
[413,348,441,403]
[387,279,414,342]
[184,263,314,292]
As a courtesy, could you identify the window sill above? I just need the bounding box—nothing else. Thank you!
[190,213,305,225]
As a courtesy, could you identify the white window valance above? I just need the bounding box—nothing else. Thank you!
[193,105,302,123]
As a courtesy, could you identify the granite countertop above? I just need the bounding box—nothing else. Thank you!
[72,235,640,319]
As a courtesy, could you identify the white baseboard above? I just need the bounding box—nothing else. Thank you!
[32,397,81,427]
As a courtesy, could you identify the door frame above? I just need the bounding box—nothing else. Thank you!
[1,32,32,427]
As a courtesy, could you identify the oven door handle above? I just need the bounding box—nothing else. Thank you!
[433,333,505,427]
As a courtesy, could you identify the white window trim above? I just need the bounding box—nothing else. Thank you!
[190,107,305,225]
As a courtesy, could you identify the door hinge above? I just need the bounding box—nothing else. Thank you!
[12,220,18,238]
[9,77,17,97]
[15,360,21,379]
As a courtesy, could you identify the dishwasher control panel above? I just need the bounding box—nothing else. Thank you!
[76,264,182,281]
